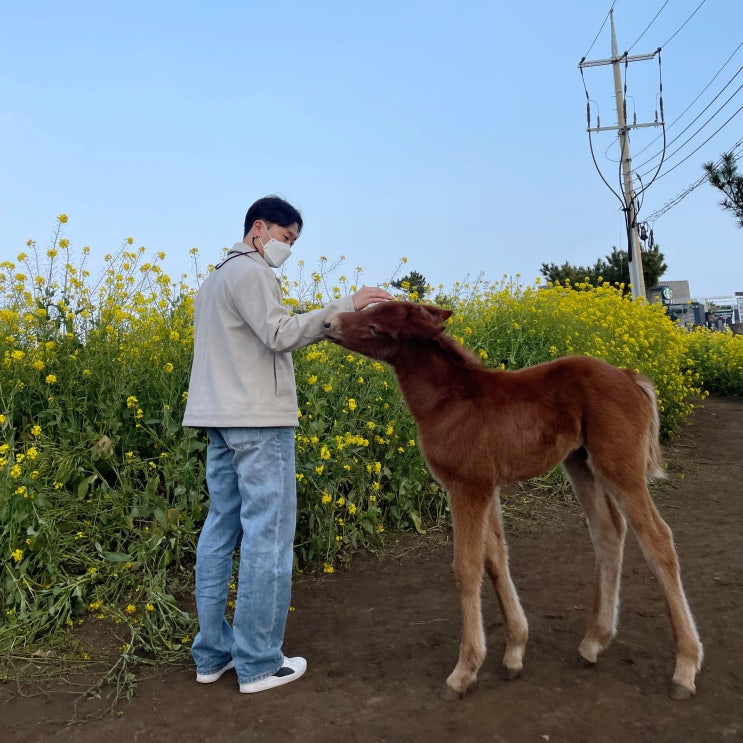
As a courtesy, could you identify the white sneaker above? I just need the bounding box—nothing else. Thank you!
[196,660,234,684]
[239,656,307,694]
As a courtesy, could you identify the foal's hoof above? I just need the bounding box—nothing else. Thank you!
[500,665,522,682]
[441,684,467,701]
[575,653,596,669]
[668,681,694,701]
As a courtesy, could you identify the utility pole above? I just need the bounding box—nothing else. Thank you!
[580,9,663,300]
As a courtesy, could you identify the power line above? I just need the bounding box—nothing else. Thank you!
[659,0,707,49]
[632,41,743,160]
[638,80,743,180]
[627,0,669,53]
[635,68,743,173]
[582,1,618,61]
[646,137,743,222]
[650,104,743,182]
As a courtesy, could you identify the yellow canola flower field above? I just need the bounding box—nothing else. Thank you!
[1,216,740,677]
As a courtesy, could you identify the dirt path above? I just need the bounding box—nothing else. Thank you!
[3,397,742,743]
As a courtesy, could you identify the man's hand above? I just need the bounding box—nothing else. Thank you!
[351,285,395,311]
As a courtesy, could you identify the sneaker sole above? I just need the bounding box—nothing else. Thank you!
[239,663,306,694]
[196,660,234,684]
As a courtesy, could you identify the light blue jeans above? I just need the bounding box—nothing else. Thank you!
[191,427,297,685]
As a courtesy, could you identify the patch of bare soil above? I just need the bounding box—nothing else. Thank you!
[2,397,742,743]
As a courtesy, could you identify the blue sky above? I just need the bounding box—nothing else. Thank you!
[2,0,741,300]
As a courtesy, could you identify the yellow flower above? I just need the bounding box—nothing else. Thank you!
[323,563,334,574]
[58,213,68,223]
[146,603,155,612]
[321,492,332,505]
[10,464,22,479]
[347,398,357,411]
[125,604,137,614]
[163,362,174,373]
[126,396,138,408]
[11,548,23,563]
[31,425,42,436]
[45,374,57,384]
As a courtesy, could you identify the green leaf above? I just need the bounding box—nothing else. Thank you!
[102,551,132,563]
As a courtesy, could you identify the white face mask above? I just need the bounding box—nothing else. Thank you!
[258,222,292,268]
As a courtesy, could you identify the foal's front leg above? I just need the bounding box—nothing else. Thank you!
[445,489,490,698]
[483,492,528,679]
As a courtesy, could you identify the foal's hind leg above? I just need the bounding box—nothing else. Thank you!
[483,491,528,679]
[445,488,490,698]
[609,476,703,699]
[563,452,627,666]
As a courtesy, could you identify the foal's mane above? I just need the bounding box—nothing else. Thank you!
[434,331,485,371]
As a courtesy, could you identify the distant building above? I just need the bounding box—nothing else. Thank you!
[649,281,742,330]
[648,281,702,329]
[648,280,691,304]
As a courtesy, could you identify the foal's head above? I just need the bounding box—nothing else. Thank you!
[323,301,452,361]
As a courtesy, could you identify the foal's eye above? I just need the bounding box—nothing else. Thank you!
[369,324,379,336]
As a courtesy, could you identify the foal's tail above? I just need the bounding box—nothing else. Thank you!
[636,374,667,480]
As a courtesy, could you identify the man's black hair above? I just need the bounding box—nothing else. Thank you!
[243,196,303,238]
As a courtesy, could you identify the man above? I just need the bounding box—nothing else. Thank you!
[182,195,392,693]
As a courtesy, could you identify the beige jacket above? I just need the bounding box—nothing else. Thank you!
[182,244,354,428]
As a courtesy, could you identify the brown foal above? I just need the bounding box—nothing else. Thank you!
[323,301,702,700]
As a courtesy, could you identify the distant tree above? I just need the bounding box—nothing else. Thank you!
[599,245,668,289]
[703,151,743,228]
[540,244,667,293]
[392,270,428,299]
[539,260,594,286]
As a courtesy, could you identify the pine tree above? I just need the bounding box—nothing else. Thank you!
[703,151,743,228]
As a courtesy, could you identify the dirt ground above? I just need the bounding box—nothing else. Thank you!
[3,396,742,743]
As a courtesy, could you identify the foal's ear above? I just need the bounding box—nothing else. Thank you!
[407,303,452,338]
[420,304,453,328]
